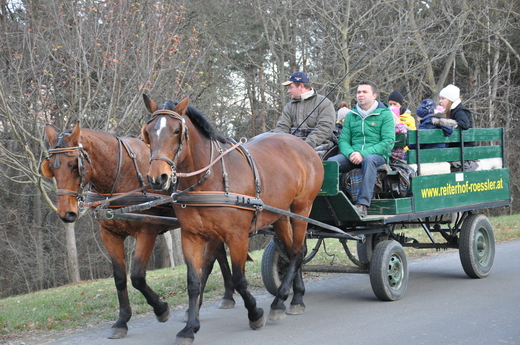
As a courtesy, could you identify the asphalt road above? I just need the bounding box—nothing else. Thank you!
[45,240,520,345]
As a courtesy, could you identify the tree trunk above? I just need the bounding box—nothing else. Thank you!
[64,222,81,282]
[162,232,175,267]
[170,228,184,266]
[34,189,44,290]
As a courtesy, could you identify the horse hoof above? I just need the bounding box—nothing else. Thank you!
[175,336,194,345]
[287,304,305,315]
[249,313,266,330]
[268,308,286,321]
[218,298,235,309]
[108,327,127,339]
[156,305,170,323]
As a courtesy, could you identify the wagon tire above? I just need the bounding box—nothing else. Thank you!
[459,214,495,278]
[369,240,408,301]
[261,240,290,296]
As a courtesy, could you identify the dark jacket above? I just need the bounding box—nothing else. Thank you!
[449,102,475,147]
[450,103,473,130]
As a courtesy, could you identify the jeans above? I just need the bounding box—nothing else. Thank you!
[327,153,386,207]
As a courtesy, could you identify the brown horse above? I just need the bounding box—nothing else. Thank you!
[141,95,324,344]
[41,124,236,339]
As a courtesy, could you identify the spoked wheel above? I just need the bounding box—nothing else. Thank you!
[459,214,495,278]
[261,240,290,296]
[369,240,408,301]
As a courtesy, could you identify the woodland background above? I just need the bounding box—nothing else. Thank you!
[0,0,518,298]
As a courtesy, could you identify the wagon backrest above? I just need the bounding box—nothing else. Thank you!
[319,128,506,196]
[406,128,505,166]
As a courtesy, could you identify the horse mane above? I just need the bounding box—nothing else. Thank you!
[159,100,228,143]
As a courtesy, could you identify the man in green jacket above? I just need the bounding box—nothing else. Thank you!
[274,71,336,151]
[327,80,395,217]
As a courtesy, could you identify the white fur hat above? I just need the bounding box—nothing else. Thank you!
[439,84,460,102]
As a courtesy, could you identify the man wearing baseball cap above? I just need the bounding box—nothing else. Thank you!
[274,71,336,153]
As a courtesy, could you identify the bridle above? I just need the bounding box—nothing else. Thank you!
[46,132,92,202]
[147,109,190,188]
[146,109,245,193]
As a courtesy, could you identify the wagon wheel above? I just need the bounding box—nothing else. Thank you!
[459,214,495,278]
[369,240,408,301]
[357,232,389,265]
[261,240,290,296]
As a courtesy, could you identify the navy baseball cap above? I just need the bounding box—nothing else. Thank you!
[282,71,310,86]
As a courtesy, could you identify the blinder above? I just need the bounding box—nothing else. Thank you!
[45,135,92,202]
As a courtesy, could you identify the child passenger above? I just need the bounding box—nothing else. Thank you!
[410,99,458,149]
[390,106,407,160]
[388,91,416,130]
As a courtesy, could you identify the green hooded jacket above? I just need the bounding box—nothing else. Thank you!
[338,101,396,160]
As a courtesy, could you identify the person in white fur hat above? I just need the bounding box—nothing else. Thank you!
[439,84,474,131]
[439,84,478,171]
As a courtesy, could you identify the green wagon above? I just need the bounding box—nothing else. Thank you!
[260,127,510,301]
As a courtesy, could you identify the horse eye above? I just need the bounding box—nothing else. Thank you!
[69,162,78,171]
[173,128,181,135]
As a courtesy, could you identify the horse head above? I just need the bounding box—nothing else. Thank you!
[142,95,190,191]
[41,123,92,223]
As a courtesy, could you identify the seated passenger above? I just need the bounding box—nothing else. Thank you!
[327,80,395,217]
[274,71,336,159]
[409,99,458,150]
[336,101,350,126]
[438,85,478,171]
[389,106,407,161]
[388,91,416,130]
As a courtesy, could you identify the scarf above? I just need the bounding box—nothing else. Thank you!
[356,101,378,119]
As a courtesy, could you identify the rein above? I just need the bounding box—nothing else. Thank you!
[146,108,262,224]
[147,109,246,182]
[83,184,151,208]
[48,131,149,208]
[84,137,150,208]
[176,139,246,178]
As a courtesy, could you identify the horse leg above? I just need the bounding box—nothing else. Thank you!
[175,233,206,345]
[131,232,170,323]
[214,241,236,308]
[288,240,307,315]
[183,240,234,322]
[268,217,307,321]
[200,240,235,308]
[227,237,265,330]
[100,228,131,339]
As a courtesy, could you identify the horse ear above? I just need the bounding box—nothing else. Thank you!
[45,124,58,147]
[143,94,158,114]
[141,124,150,144]
[69,122,81,146]
[41,159,54,178]
[175,97,190,115]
